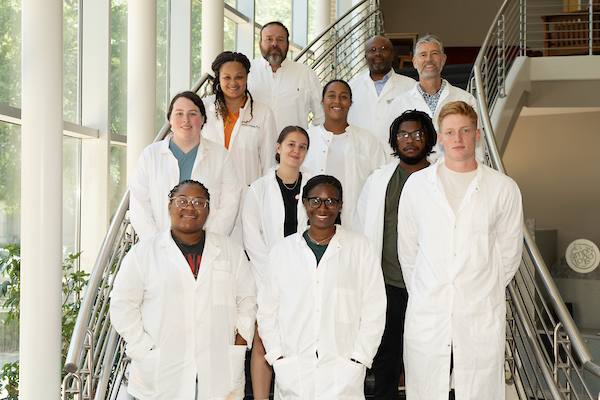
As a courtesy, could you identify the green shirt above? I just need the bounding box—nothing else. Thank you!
[303,230,328,265]
[169,140,199,182]
[381,165,411,288]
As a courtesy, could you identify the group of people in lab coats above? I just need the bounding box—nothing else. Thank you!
[110,21,525,400]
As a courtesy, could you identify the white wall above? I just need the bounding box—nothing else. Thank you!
[503,110,600,328]
[379,0,503,47]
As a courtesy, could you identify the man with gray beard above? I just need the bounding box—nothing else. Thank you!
[247,21,324,132]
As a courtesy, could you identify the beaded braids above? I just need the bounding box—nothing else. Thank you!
[168,180,211,202]
[388,110,437,158]
[211,51,254,124]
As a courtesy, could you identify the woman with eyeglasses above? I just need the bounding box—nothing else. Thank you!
[257,175,386,399]
[111,180,256,400]
[129,91,242,241]
[241,126,311,400]
[302,79,386,229]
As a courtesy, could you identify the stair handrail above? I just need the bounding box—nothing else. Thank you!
[470,0,600,395]
[294,0,373,61]
[307,9,382,69]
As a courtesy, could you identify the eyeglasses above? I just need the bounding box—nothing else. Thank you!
[306,197,340,209]
[396,130,424,141]
[367,45,391,54]
[170,195,209,210]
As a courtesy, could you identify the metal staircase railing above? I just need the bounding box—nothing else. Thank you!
[469,1,600,399]
[61,3,382,398]
[294,0,383,83]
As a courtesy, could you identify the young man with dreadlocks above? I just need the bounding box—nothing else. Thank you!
[354,109,437,399]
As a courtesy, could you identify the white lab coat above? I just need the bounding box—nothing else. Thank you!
[202,96,278,186]
[348,70,416,163]
[257,226,386,399]
[383,80,483,162]
[129,134,242,241]
[302,124,386,229]
[397,159,523,400]
[241,165,311,287]
[110,230,257,400]
[247,57,324,132]
[353,161,401,256]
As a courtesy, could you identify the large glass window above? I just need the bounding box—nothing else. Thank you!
[111,0,128,136]
[191,0,203,85]
[63,136,80,257]
[224,17,235,51]
[0,121,20,367]
[156,0,169,133]
[0,123,20,247]
[255,0,291,29]
[0,0,21,109]
[63,0,80,123]
[109,145,127,221]
[307,0,316,42]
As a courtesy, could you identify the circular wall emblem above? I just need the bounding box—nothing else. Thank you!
[565,239,600,273]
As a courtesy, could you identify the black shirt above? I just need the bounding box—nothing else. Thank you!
[276,172,302,237]
[172,231,206,279]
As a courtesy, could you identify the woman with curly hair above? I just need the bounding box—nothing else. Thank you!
[202,51,278,187]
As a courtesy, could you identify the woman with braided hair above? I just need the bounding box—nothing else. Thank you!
[202,51,278,187]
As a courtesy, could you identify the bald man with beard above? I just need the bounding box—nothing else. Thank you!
[348,35,416,163]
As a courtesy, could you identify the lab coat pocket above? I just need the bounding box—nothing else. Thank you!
[330,358,366,398]
[273,356,303,398]
[403,299,436,342]
[129,348,160,397]
[468,298,501,343]
[228,345,247,393]
[334,288,358,324]
[212,263,235,306]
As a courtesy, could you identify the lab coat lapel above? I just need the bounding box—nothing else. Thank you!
[456,163,482,214]
[197,231,220,281]
[319,226,343,266]
[229,100,250,148]
[163,233,198,285]
[378,74,394,99]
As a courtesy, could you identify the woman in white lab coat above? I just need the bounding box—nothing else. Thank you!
[242,126,311,399]
[303,80,386,228]
[129,91,242,241]
[202,51,278,186]
[111,180,256,400]
[257,175,387,399]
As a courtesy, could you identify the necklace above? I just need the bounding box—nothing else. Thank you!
[277,172,300,190]
[307,230,334,245]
